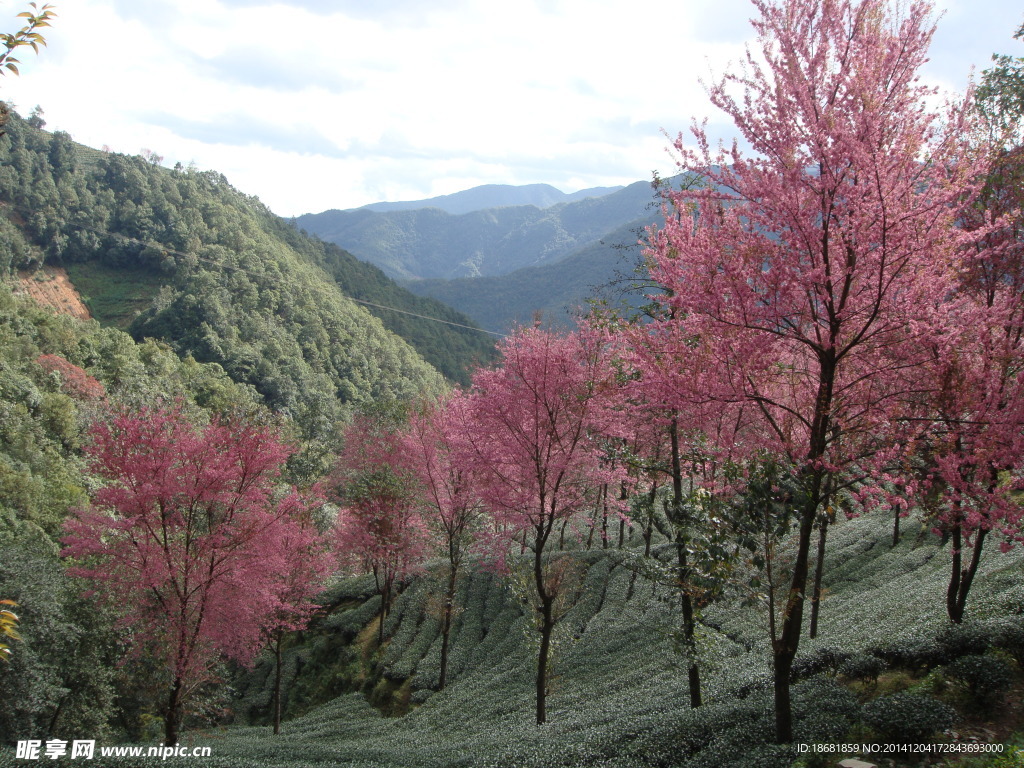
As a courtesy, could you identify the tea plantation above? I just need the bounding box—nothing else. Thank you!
[5,514,1023,768]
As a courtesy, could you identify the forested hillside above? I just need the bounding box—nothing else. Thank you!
[407,217,654,331]
[0,112,494,402]
[0,284,271,743]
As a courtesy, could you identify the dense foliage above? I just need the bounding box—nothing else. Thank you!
[0,284,269,742]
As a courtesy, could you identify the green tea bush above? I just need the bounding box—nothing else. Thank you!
[936,622,994,662]
[839,652,885,684]
[990,617,1024,667]
[944,654,1015,714]
[323,594,383,638]
[862,691,955,744]
[791,676,860,744]
[203,512,1024,767]
[871,635,946,670]
[790,646,851,680]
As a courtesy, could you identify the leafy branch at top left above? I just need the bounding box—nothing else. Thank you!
[0,2,56,77]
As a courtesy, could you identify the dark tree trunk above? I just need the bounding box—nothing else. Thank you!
[165,675,183,746]
[46,696,66,738]
[669,417,701,708]
[772,483,820,743]
[272,633,283,734]
[378,577,392,646]
[809,514,829,639]
[601,483,609,549]
[620,482,629,548]
[892,507,901,547]
[771,353,835,744]
[643,483,657,558]
[536,596,554,725]
[438,565,459,690]
[677,542,702,708]
[947,524,986,624]
[533,527,554,725]
[772,646,795,745]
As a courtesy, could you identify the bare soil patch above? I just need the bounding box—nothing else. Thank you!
[17,266,92,321]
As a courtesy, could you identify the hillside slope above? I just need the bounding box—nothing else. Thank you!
[212,514,1024,768]
[407,217,655,332]
[0,113,493,404]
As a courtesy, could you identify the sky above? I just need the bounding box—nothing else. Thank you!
[0,0,1020,218]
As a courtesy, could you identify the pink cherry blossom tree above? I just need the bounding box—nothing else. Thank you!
[62,404,323,746]
[402,391,486,690]
[261,492,334,734]
[923,137,1024,623]
[609,314,755,709]
[644,0,984,742]
[333,408,427,646]
[463,327,624,725]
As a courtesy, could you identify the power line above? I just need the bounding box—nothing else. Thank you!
[342,296,504,337]
[1,200,507,338]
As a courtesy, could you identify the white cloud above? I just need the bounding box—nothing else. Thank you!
[0,0,1017,217]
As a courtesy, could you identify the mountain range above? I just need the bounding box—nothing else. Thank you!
[296,179,659,282]
[357,182,624,216]
[296,179,667,331]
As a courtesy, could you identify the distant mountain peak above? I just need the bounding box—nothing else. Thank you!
[355,182,625,217]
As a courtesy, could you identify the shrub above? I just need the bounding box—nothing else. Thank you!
[871,636,945,671]
[791,676,860,744]
[791,647,851,681]
[839,653,885,685]
[944,654,1015,714]
[861,692,955,744]
[936,622,993,663]
[991,619,1024,667]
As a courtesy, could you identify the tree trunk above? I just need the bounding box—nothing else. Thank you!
[669,417,701,708]
[438,565,458,690]
[601,484,609,549]
[892,507,901,547]
[772,646,795,746]
[165,675,183,746]
[947,525,987,624]
[46,695,66,738]
[378,577,392,646]
[809,514,829,639]
[536,596,554,725]
[643,483,657,558]
[772,493,818,744]
[677,541,702,708]
[533,535,554,725]
[771,355,834,743]
[273,633,283,734]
